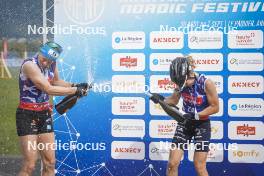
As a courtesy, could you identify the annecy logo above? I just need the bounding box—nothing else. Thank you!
[153,37,181,43]
[194,59,220,65]
[232,81,260,88]
[64,0,105,25]
[115,147,141,153]
[237,124,256,137]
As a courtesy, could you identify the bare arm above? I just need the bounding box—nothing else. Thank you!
[22,62,77,96]
[51,66,72,87]
[198,79,219,118]
[164,90,181,106]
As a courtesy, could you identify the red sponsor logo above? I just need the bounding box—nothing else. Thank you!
[114,147,141,153]
[158,123,177,133]
[120,56,138,68]
[158,78,177,90]
[119,100,137,112]
[181,93,204,105]
[153,37,180,43]
[237,124,256,137]
[232,82,260,88]
[194,59,220,65]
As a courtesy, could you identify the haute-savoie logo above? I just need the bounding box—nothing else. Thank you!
[228,30,263,49]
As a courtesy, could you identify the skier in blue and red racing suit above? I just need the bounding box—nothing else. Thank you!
[151,56,219,176]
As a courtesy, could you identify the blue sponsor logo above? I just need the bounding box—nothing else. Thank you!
[153,59,159,65]
[115,37,121,43]
[231,104,238,111]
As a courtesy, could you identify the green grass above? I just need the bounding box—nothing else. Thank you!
[0,68,20,155]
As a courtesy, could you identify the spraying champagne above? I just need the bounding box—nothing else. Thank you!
[55,83,93,115]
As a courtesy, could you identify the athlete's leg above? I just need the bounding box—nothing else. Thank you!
[167,122,193,176]
[18,135,39,176]
[193,120,211,176]
[193,151,209,176]
[38,132,56,176]
[166,148,184,176]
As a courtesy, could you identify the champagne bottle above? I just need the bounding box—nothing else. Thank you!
[146,92,185,123]
[55,94,79,115]
[55,84,92,115]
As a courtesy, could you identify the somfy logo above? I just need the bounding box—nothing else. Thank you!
[64,0,105,25]
[228,144,264,163]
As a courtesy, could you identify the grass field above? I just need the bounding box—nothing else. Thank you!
[0,68,20,155]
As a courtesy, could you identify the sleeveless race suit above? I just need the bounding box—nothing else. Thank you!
[16,55,55,136]
[18,55,56,111]
[181,74,209,120]
[172,74,211,152]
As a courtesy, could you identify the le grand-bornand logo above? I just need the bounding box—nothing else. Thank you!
[63,0,105,25]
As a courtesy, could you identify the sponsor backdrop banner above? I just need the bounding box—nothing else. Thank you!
[53,0,263,175]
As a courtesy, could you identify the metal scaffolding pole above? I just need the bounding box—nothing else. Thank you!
[43,0,47,43]
[42,0,54,43]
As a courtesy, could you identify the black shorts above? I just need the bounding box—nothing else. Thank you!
[172,119,211,152]
[16,108,54,136]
